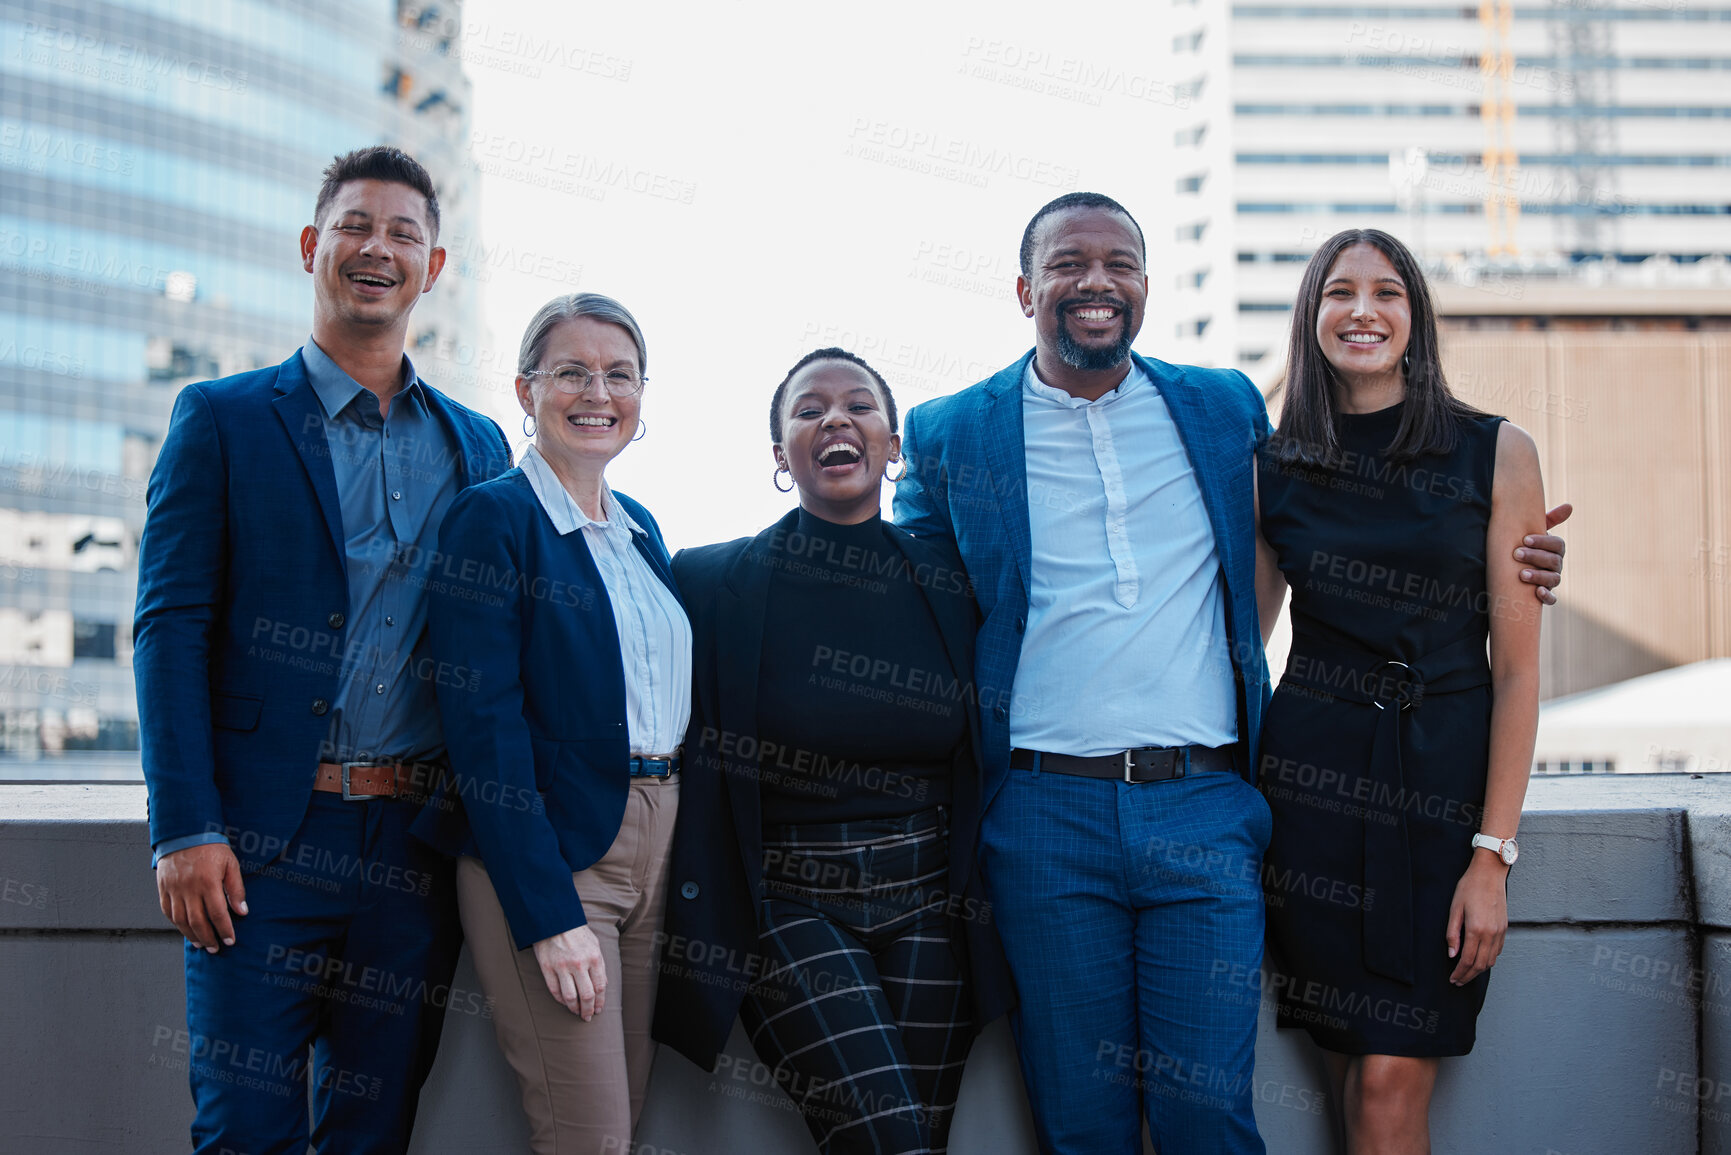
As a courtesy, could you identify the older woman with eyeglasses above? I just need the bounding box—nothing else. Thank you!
[411,292,697,1154]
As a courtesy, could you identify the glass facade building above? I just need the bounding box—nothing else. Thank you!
[0,0,477,774]
[1230,1,1731,375]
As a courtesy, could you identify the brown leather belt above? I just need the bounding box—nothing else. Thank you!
[1010,744,1237,783]
[314,760,433,800]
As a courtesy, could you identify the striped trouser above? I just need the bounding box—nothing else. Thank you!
[740,807,971,1155]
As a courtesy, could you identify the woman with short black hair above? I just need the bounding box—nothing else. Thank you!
[654,348,1011,1154]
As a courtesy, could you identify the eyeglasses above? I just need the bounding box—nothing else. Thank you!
[522,364,647,397]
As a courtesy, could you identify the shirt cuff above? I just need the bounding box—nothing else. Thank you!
[151,831,229,867]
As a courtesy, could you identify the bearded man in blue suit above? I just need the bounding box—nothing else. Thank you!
[892,193,1568,1154]
[134,147,511,1154]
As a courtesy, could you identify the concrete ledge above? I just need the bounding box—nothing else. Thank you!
[3,776,1728,1153]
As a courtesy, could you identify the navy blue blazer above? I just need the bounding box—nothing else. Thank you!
[409,469,684,950]
[891,350,1275,815]
[134,351,511,867]
[651,507,1015,1073]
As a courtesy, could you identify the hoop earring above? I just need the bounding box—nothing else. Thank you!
[522,413,536,438]
[1402,352,1412,375]
[632,418,647,443]
[773,464,794,493]
[885,458,907,483]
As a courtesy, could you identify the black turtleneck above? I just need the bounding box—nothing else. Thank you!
[755,508,964,826]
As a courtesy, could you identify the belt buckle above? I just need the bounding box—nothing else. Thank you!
[340,759,387,801]
[1369,661,1419,711]
[1123,748,1185,783]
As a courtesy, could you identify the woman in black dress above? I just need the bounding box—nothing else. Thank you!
[1254,230,1546,1153]
[652,348,1011,1154]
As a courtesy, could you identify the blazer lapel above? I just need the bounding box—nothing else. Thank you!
[716,510,795,884]
[270,351,346,572]
[630,531,682,604]
[981,355,1034,592]
[886,531,981,757]
[421,381,490,489]
[1137,353,1251,596]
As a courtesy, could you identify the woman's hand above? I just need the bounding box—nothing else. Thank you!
[1445,853,1510,986]
[533,926,607,1020]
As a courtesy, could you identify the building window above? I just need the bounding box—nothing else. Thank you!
[73,621,118,662]
[1177,172,1208,193]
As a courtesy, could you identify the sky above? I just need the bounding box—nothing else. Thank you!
[456,1,1186,549]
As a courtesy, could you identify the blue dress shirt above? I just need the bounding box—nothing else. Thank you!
[151,340,462,862]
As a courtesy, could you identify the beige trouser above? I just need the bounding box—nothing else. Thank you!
[457,776,679,1155]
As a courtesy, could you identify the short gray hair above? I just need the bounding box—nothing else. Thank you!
[516,292,648,376]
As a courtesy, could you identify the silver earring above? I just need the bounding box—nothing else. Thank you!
[522,413,536,437]
[885,458,907,483]
[632,418,647,443]
[1402,352,1412,374]
[773,464,794,493]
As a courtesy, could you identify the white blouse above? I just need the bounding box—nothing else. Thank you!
[519,445,693,757]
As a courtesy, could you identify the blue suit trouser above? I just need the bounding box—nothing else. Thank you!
[979,766,1271,1155]
[183,792,461,1155]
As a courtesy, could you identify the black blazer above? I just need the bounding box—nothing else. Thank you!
[651,507,1015,1071]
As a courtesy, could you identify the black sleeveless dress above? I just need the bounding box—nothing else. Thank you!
[1256,402,1506,1057]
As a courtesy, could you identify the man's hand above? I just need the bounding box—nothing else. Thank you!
[1516,503,1572,605]
[156,842,248,953]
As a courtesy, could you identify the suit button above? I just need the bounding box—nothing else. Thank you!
[311,699,329,716]
[1015,616,1025,633]
[680,882,699,900]
[328,613,345,629]
[994,704,1008,722]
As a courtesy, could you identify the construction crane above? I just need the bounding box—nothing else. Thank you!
[1480,0,1520,256]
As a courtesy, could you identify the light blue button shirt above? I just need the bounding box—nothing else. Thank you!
[519,445,692,756]
[1009,358,1238,756]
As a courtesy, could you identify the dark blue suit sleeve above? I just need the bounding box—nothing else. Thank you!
[431,488,587,947]
[892,403,956,543]
[134,385,230,851]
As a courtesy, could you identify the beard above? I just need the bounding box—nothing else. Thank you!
[1052,297,1135,372]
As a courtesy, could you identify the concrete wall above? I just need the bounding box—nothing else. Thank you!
[3,774,1728,1154]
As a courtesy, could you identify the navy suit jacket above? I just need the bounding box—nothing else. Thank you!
[891,350,1274,816]
[134,351,511,868]
[651,508,1015,1072]
[409,469,684,950]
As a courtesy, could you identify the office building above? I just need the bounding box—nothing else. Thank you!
[0,0,477,769]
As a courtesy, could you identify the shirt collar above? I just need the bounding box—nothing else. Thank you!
[1022,356,1148,409]
[302,337,422,421]
[519,444,640,538]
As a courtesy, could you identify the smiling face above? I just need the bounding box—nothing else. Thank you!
[1315,242,1413,390]
[773,360,900,525]
[1017,205,1147,383]
[300,178,443,335]
[516,315,642,478]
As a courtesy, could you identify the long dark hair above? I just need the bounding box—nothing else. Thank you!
[1267,228,1484,466]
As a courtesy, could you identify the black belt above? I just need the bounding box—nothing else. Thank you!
[1010,744,1236,784]
[1279,632,1490,985]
